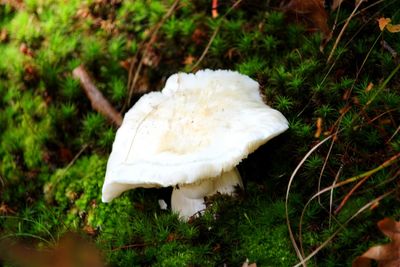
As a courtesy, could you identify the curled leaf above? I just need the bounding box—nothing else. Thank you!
[387,23,400,33]
[378,18,392,31]
[353,218,400,267]
[378,17,400,33]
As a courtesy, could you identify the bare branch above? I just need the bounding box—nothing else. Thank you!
[73,65,122,127]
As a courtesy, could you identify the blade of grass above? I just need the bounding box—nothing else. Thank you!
[0,233,53,246]
[365,63,400,107]
[298,152,400,264]
[294,189,395,267]
[327,0,366,63]
[334,175,371,214]
[286,134,333,263]
[0,216,56,244]
[190,0,243,71]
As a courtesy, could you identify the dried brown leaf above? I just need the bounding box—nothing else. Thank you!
[365,82,374,92]
[353,218,400,267]
[83,225,97,236]
[183,55,195,65]
[142,47,160,68]
[19,43,34,57]
[283,0,332,41]
[378,18,392,31]
[0,203,16,214]
[0,29,8,42]
[191,28,207,45]
[314,117,323,138]
[378,17,400,33]
[0,233,105,267]
[386,23,400,33]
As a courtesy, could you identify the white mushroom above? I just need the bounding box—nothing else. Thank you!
[102,69,288,220]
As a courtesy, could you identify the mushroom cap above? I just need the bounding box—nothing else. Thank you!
[102,69,288,202]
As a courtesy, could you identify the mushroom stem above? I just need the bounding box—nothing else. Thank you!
[171,168,243,220]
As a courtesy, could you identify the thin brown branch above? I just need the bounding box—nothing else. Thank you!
[387,125,400,144]
[111,237,188,252]
[73,65,122,127]
[381,40,399,64]
[189,25,220,72]
[334,175,370,215]
[111,242,149,251]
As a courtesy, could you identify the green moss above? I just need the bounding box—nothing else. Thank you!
[0,45,25,76]
[7,11,41,43]
[1,1,400,266]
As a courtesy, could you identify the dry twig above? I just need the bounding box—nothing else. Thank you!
[73,65,122,127]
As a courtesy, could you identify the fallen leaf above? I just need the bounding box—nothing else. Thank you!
[378,17,400,33]
[0,29,8,42]
[142,47,160,68]
[365,82,374,92]
[183,55,195,65]
[314,117,323,138]
[83,225,97,236]
[343,89,351,100]
[19,43,34,57]
[23,64,39,82]
[120,57,135,71]
[0,203,16,215]
[353,218,400,267]
[166,233,176,242]
[378,17,391,31]
[283,0,332,41]
[0,232,105,267]
[191,28,207,45]
[387,23,400,33]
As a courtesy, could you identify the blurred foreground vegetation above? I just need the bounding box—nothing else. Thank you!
[0,0,399,266]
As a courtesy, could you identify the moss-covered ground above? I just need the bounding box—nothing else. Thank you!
[1,0,400,266]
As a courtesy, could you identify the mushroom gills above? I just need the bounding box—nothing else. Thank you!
[171,168,243,220]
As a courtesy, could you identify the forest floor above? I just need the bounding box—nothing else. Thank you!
[0,0,400,266]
